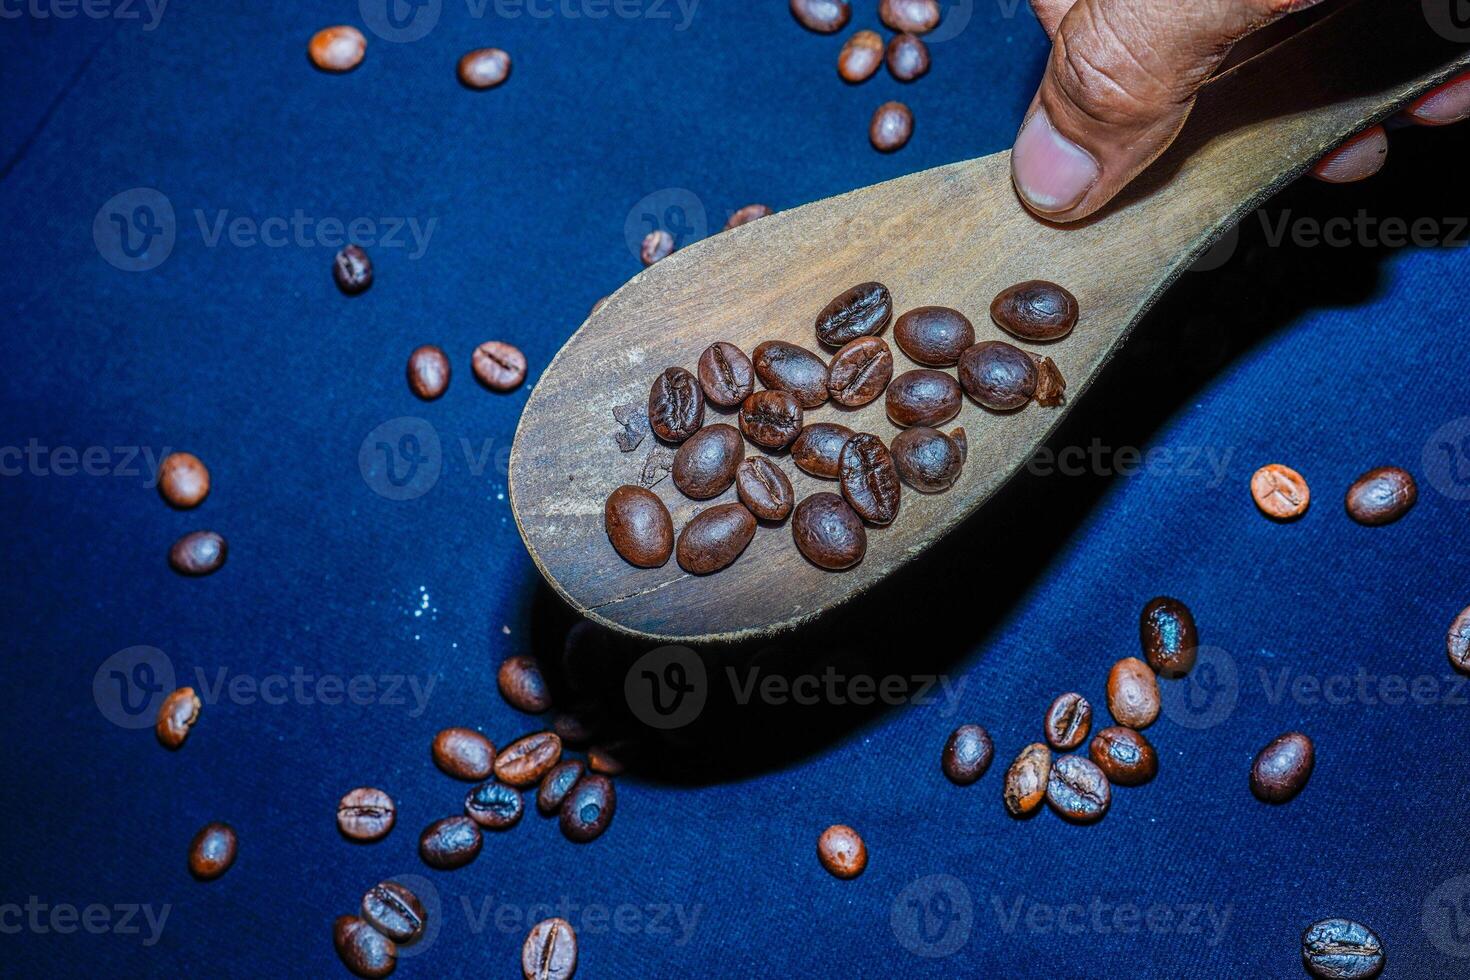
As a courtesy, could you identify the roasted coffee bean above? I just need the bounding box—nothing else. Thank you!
[1046,755,1111,823]
[465,780,525,830]
[1140,596,1198,678]
[169,531,227,576]
[880,0,940,33]
[891,427,963,493]
[1345,466,1417,526]
[827,336,894,407]
[337,787,396,842]
[188,822,237,880]
[991,280,1078,341]
[792,423,854,479]
[673,423,744,499]
[886,369,961,428]
[958,340,1036,410]
[158,452,210,508]
[641,229,674,266]
[407,345,451,400]
[458,47,511,89]
[738,390,803,450]
[1088,726,1157,786]
[790,0,851,33]
[895,307,973,366]
[334,916,396,979]
[753,341,830,408]
[950,427,968,461]
[870,101,914,152]
[648,367,705,443]
[697,341,755,407]
[155,686,200,749]
[1251,731,1314,804]
[736,457,795,521]
[587,743,626,776]
[560,774,616,842]
[472,341,527,392]
[941,724,994,785]
[361,882,427,944]
[537,760,586,815]
[792,493,867,570]
[1033,355,1066,406]
[1251,462,1310,519]
[1044,693,1092,750]
[838,30,884,83]
[498,655,552,713]
[495,732,563,787]
[333,244,373,295]
[887,33,930,81]
[1448,604,1470,674]
[677,502,757,574]
[418,815,483,869]
[522,917,578,980]
[816,282,893,348]
[725,204,773,229]
[1301,918,1384,980]
[1002,743,1051,817]
[309,26,366,72]
[552,709,601,747]
[604,485,674,568]
[432,728,496,781]
[839,433,901,525]
[1106,657,1160,729]
[817,824,867,879]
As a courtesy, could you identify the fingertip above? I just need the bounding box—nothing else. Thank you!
[1309,126,1388,184]
[1011,107,1101,220]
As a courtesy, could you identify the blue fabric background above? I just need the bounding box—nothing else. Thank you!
[3,1,1469,976]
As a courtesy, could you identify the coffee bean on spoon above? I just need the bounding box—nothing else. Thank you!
[816,282,893,348]
[458,47,511,89]
[1345,466,1417,526]
[169,531,227,576]
[891,427,964,493]
[839,433,901,525]
[1032,355,1067,406]
[753,341,830,408]
[333,244,373,295]
[407,345,450,400]
[1250,731,1313,803]
[870,101,914,152]
[676,502,757,574]
[337,787,396,842]
[887,33,930,81]
[827,336,893,407]
[1044,692,1092,750]
[1089,726,1157,786]
[334,915,396,979]
[1139,596,1198,678]
[792,422,855,480]
[958,340,1036,411]
[886,369,961,428]
[738,390,803,450]
[361,881,427,945]
[605,485,673,568]
[672,423,743,500]
[472,341,527,392]
[790,0,851,33]
[894,307,974,366]
[498,654,551,713]
[648,367,704,443]
[880,0,940,33]
[991,280,1079,342]
[697,341,754,407]
[736,457,795,522]
[1106,657,1160,729]
[792,492,866,570]
[942,724,993,785]
[838,29,884,83]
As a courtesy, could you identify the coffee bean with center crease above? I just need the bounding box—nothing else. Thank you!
[560,774,616,842]
[170,531,227,576]
[792,423,854,479]
[672,424,743,500]
[886,369,962,428]
[880,0,940,33]
[1250,731,1314,803]
[790,0,851,33]
[648,367,705,443]
[537,760,586,815]
[158,451,210,508]
[458,47,511,89]
[697,341,754,407]
[473,341,527,392]
[156,686,200,749]
[838,29,884,83]
[891,427,964,493]
[991,280,1079,342]
[753,341,830,408]
[334,244,373,295]
[465,780,525,830]
[498,655,552,713]
[817,824,867,879]
[895,307,974,366]
[839,434,901,525]
[1251,462,1311,519]
[1003,743,1052,817]
[1045,693,1092,750]
[736,457,795,521]
[310,26,366,72]
[958,340,1036,411]
[816,282,893,348]
[870,101,914,152]
[1088,726,1157,786]
[1140,596,1198,678]
[1448,604,1470,674]
[677,502,757,574]
[1345,466,1417,526]
[189,822,237,879]
[1046,755,1111,823]
[418,815,483,869]
[334,916,396,980]
[792,492,866,570]
[605,485,674,568]
[432,728,495,781]
[887,33,930,81]
[496,732,563,787]
[1106,657,1160,729]
[523,917,579,980]
[827,336,894,407]
[1302,918,1385,980]
[739,390,803,450]
[337,787,396,842]
[942,724,994,785]
[407,345,450,400]
[361,881,427,944]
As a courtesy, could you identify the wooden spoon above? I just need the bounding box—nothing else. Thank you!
[510,0,1469,644]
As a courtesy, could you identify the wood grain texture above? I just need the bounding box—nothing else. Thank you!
[510,0,1470,644]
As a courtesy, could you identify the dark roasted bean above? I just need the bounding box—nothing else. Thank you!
[432,728,496,781]
[677,502,757,574]
[333,244,373,294]
[838,29,884,83]
[792,423,855,480]
[1046,755,1111,823]
[157,451,210,508]
[1251,463,1311,520]
[495,732,563,787]
[673,423,744,499]
[790,0,851,33]
[337,787,396,842]
[725,204,773,229]
[604,485,673,568]
[458,47,511,89]
[498,655,552,713]
[648,367,705,443]
[361,882,427,945]
[523,917,578,980]
[1106,657,1160,729]
[736,457,795,522]
[894,307,973,366]
[886,33,930,81]
[189,822,237,879]
[1302,918,1384,980]
[816,282,893,348]
[958,340,1035,410]
[817,824,867,879]
[537,760,586,815]
[465,780,525,830]
[870,101,914,152]
[827,336,893,407]
[1251,731,1314,804]
[1003,743,1051,817]
[891,426,964,493]
[552,709,601,747]
[587,743,626,776]
[942,724,994,785]
[1140,596,1198,678]
[418,815,483,869]
[991,280,1079,341]
[1088,726,1157,786]
[560,774,616,842]
[839,433,901,525]
[738,390,803,450]
[880,0,940,33]
[886,369,961,428]
[697,341,755,407]
[641,229,674,266]
[310,26,366,72]
[1449,604,1470,674]
[1033,354,1066,406]
[753,341,830,408]
[792,493,867,570]
[472,341,527,392]
[334,916,396,979]
[1044,693,1092,750]
[407,344,450,400]
[169,531,227,576]
[1345,466,1417,526]
[155,686,200,749]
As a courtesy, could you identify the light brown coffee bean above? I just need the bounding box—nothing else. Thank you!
[817,824,867,879]
[1002,742,1052,817]
[309,26,366,72]
[790,0,851,33]
[838,30,884,83]
[1106,657,1160,729]
[1251,463,1311,520]
[522,917,578,980]
[495,732,563,787]
[407,345,450,400]
[870,101,914,152]
[432,728,496,781]
[1089,727,1157,787]
[157,452,210,508]
[880,0,940,34]
[458,48,511,89]
[337,787,397,842]
[472,341,527,392]
[188,822,237,880]
[155,686,200,749]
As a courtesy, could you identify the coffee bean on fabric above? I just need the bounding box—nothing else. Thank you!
[1044,693,1092,751]
[880,0,941,34]
[942,724,994,785]
[870,102,914,152]
[537,760,586,815]
[407,345,451,400]
[333,244,373,295]
[334,916,397,979]
[1301,918,1384,980]
[472,341,527,392]
[1344,466,1417,526]
[337,787,397,842]
[188,822,237,880]
[458,48,511,89]
[1250,463,1311,519]
[1088,727,1157,786]
[498,655,552,713]
[157,452,210,508]
[361,881,427,944]
[169,531,227,576]
[309,26,366,72]
[1045,754,1111,823]
[1448,604,1470,675]
[887,33,930,81]
[155,686,200,749]
[522,917,578,980]
[1250,732,1314,804]
[1106,657,1160,729]
[1139,596,1198,678]
[817,824,867,879]
[495,732,563,787]
[418,816,483,869]
[560,774,616,842]
[464,780,525,830]
[432,728,496,781]
[1002,743,1052,817]
[838,29,884,83]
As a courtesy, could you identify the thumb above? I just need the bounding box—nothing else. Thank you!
[1012,0,1322,222]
